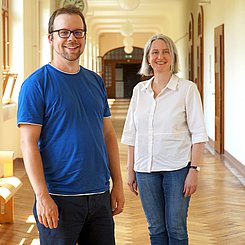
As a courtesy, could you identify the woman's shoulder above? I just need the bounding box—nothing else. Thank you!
[175,75,196,89]
[134,77,153,90]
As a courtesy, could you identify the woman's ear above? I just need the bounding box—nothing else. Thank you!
[147,55,150,66]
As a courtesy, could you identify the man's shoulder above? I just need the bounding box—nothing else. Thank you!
[81,66,101,80]
[25,64,49,83]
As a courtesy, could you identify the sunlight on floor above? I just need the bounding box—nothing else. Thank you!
[108,98,115,108]
[27,224,35,233]
[26,215,35,223]
[18,235,40,245]
[30,239,40,245]
[17,215,40,245]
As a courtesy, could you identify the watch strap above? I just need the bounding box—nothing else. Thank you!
[189,165,200,171]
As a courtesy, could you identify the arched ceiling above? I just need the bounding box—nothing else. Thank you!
[85,0,189,40]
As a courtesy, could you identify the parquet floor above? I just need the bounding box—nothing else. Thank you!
[0,99,244,245]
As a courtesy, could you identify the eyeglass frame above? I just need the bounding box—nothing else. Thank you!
[50,29,86,39]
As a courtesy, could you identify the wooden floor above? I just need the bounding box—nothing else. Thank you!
[0,99,245,245]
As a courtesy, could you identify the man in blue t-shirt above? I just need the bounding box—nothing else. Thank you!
[17,5,124,245]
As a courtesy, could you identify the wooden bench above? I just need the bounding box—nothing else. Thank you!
[0,151,23,223]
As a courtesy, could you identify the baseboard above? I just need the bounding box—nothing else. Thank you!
[223,150,245,177]
[206,137,245,186]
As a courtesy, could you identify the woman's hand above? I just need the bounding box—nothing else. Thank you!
[183,169,198,197]
[127,167,138,196]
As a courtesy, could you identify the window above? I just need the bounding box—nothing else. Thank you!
[2,0,17,104]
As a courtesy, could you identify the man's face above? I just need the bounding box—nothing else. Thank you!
[49,14,86,63]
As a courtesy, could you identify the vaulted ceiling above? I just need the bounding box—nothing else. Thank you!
[84,0,190,40]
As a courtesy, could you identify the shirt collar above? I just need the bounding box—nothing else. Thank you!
[141,74,179,92]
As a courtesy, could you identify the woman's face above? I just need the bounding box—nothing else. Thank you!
[147,39,172,75]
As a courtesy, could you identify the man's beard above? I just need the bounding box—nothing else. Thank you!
[54,47,83,62]
[61,49,83,61]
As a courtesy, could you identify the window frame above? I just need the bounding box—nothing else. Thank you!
[2,0,9,71]
[2,0,17,105]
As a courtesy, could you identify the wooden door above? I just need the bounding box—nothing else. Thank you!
[123,64,141,98]
[196,8,204,102]
[214,24,225,154]
[188,14,194,82]
[103,61,115,98]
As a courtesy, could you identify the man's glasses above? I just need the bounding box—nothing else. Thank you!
[51,29,86,39]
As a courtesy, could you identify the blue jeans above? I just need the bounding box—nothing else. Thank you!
[136,166,190,245]
[33,191,115,245]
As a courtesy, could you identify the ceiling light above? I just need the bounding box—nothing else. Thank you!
[123,36,134,46]
[120,21,134,36]
[118,0,140,11]
[124,46,133,54]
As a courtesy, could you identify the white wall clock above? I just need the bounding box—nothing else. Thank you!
[60,0,86,12]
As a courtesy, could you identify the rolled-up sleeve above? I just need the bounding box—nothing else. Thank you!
[186,84,208,144]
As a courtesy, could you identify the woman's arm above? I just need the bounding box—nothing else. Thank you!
[127,145,138,195]
[183,142,205,197]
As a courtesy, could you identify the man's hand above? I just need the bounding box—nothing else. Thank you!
[36,194,59,229]
[111,185,125,216]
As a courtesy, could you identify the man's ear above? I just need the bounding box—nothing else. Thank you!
[48,34,53,44]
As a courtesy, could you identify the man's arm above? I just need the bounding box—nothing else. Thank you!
[20,124,58,228]
[103,118,125,215]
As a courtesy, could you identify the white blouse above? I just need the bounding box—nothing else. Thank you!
[121,74,208,172]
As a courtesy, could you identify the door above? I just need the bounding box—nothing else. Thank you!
[214,24,225,154]
[123,64,141,98]
[196,8,204,102]
[188,14,194,82]
[104,61,115,98]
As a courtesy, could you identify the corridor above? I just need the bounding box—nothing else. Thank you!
[0,99,244,245]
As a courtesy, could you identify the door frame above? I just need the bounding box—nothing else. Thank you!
[196,7,204,103]
[214,24,225,154]
[103,59,141,98]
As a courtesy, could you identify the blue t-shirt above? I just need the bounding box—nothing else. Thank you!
[17,64,111,195]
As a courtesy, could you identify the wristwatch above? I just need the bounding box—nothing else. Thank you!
[189,165,200,172]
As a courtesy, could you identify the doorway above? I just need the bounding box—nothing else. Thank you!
[196,7,204,103]
[102,47,143,98]
[121,63,141,98]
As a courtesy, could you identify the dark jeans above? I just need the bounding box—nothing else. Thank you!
[33,191,115,245]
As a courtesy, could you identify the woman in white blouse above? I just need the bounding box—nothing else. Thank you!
[121,34,208,245]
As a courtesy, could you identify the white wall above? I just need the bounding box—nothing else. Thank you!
[0,0,52,158]
[1,0,244,166]
[223,0,245,164]
[0,0,24,157]
[200,0,245,165]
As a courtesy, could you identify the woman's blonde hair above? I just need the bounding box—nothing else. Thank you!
[138,34,180,76]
